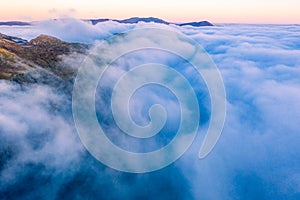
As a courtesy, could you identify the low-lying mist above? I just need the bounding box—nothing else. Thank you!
[0,19,300,199]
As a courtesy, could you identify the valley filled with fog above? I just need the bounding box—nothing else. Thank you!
[0,20,300,199]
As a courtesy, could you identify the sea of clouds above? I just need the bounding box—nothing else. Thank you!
[0,19,300,199]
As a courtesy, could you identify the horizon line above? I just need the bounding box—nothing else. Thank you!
[0,17,299,26]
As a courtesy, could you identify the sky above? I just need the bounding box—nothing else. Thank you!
[1,0,300,23]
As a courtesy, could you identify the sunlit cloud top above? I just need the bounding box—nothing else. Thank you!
[1,0,300,23]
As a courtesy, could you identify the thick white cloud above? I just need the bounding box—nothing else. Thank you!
[0,20,300,199]
[177,23,300,199]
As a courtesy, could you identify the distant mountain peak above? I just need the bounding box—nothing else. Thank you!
[89,17,213,27]
[0,17,214,27]
[0,21,31,26]
[117,17,170,24]
[178,21,213,27]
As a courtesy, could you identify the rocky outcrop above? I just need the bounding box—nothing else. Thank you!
[0,33,88,83]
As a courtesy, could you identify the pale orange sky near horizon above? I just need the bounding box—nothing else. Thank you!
[0,0,299,24]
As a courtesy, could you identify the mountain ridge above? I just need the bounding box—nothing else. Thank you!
[0,17,213,27]
[0,33,88,85]
[90,17,213,26]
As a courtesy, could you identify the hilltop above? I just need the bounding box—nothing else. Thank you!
[0,33,88,86]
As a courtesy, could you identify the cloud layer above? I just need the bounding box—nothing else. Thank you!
[0,20,300,199]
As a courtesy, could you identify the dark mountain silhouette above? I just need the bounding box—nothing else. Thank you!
[90,17,213,27]
[0,21,31,26]
[90,18,110,25]
[117,17,170,24]
[1,17,213,27]
[178,21,213,27]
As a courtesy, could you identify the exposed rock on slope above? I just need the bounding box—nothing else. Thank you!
[0,33,88,84]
